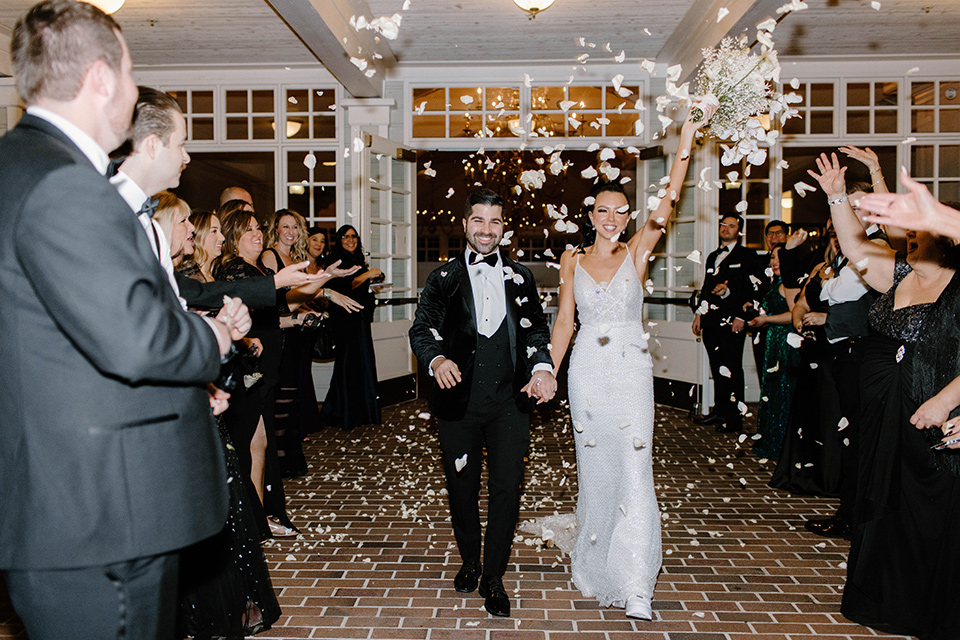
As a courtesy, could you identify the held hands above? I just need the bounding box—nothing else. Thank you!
[432,356,462,390]
[521,369,557,405]
[807,152,848,199]
[207,384,231,416]
[217,296,252,341]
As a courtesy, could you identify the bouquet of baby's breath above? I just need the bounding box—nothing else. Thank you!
[692,36,799,166]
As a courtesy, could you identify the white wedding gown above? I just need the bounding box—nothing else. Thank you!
[567,251,659,607]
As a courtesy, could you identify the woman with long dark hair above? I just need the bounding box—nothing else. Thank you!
[319,224,382,430]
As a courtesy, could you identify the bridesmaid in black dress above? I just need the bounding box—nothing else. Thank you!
[810,153,960,639]
[320,225,382,431]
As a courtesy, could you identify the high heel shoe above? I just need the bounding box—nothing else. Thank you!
[267,516,298,539]
[625,595,652,620]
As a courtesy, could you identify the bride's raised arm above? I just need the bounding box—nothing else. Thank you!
[628,103,717,275]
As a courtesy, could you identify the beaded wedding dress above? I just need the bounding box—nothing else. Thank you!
[567,252,659,608]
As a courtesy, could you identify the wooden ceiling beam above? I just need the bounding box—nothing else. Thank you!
[266,0,397,98]
[656,0,760,83]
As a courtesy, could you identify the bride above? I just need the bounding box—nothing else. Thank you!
[549,103,716,620]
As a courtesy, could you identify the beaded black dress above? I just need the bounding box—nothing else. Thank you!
[841,254,960,639]
[753,279,799,460]
[177,417,281,639]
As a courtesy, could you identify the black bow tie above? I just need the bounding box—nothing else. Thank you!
[470,252,498,268]
[719,245,730,253]
[138,196,159,219]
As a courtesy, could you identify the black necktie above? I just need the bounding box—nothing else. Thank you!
[138,196,159,219]
[470,252,498,268]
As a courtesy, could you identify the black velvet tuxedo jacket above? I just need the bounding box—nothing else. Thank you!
[696,243,762,326]
[409,253,552,421]
[0,114,228,570]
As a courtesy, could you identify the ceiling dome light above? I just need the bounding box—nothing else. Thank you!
[79,0,126,15]
[513,0,555,19]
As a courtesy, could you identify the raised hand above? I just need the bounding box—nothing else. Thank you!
[785,229,808,250]
[807,152,847,198]
[839,145,881,173]
[859,170,960,239]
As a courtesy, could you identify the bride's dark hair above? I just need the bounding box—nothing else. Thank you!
[577,180,632,254]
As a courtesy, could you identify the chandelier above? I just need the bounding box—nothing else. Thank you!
[513,0,555,20]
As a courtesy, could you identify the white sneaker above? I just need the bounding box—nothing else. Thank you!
[625,595,652,620]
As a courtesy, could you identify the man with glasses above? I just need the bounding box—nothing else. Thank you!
[692,214,761,434]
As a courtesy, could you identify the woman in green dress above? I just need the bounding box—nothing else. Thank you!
[748,246,800,460]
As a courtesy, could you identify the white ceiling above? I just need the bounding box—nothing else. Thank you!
[1,0,959,91]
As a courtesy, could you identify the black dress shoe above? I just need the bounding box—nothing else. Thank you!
[693,411,724,425]
[714,422,742,433]
[805,515,852,540]
[454,560,482,593]
[478,575,511,617]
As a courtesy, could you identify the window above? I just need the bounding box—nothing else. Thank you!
[284,88,337,139]
[225,89,276,141]
[718,154,772,250]
[410,82,645,142]
[911,80,960,134]
[782,82,836,136]
[168,89,214,141]
[911,143,960,202]
[846,81,899,134]
[286,149,337,227]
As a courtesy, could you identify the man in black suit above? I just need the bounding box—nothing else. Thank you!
[409,188,556,617]
[692,214,761,434]
[0,3,244,639]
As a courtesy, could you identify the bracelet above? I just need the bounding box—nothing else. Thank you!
[322,288,330,299]
[827,195,848,206]
[871,177,884,188]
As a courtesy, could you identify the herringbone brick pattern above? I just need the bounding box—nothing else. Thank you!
[0,399,908,639]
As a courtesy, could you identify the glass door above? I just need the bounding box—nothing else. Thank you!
[359,133,417,386]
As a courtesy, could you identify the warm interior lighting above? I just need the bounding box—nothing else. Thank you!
[288,185,305,195]
[270,120,302,137]
[79,0,125,14]
[513,0,555,19]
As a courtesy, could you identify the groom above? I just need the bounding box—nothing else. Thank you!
[410,188,556,617]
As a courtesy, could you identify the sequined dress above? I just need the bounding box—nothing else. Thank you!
[753,279,799,460]
[841,253,960,639]
[568,252,659,607]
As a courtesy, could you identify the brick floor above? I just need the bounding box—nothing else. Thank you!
[0,399,911,639]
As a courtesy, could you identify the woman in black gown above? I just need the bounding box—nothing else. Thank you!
[810,153,960,639]
[215,201,299,539]
[769,225,844,497]
[320,225,382,431]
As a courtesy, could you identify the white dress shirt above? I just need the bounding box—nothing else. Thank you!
[110,170,186,310]
[466,249,507,338]
[27,106,109,175]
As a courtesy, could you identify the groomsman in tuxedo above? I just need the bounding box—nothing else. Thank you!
[409,188,556,617]
[692,214,761,434]
[0,3,245,639]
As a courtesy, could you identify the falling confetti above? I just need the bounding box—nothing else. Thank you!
[454,454,468,472]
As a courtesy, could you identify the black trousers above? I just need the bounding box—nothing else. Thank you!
[437,392,530,578]
[6,552,179,640]
[701,322,747,427]
[830,338,864,523]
